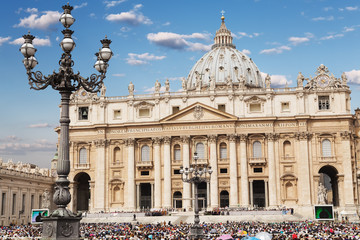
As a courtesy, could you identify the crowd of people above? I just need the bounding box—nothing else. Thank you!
[1,220,360,239]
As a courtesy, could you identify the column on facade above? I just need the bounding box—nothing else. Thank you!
[163,137,172,208]
[209,135,219,208]
[69,182,77,212]
[153,137,162,208]
[136,183,140,211]
[151,183,154,208]
[249,180,253,207]
[340,132,355,206]
[239,134,249,207]
[89,181,95,211]
[94,139,107,211]
[207,182,210,208]
[229,134,238,207]
[126,138,136,210]
[181,136,191,210]
[297,132,312,205]
[266,133,277,207]
[264,180,269,207]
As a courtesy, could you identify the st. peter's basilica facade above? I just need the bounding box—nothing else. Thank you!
[65,16,360,219]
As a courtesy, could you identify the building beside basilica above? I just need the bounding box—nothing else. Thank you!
[66,16,360,219]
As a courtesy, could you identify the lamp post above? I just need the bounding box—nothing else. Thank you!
[180,152,212,240]
[20,3,112,239]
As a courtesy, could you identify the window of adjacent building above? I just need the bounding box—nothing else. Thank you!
[254,167,263,173]
[322,139,331,157]
[220,168,228,174]
[79,148,87,165]
[174,169,181,175]
[219,142,227,159]
[114,147,121,163]
[141,145,150,162]
[79,107,89,120]
[218,104,226,112]
[1,193,6,215]
[113,110,121,119]
[174,144,181,161]
[12,194,16,215]
[253,141,262,158]
[281,102,290,112]
[318,96,330,110]
[250,103,261,112]
[283,141,292,157]
[172,106,180,114]
[196,143,205,159]
[30,195,34,211]
[22,194,25,212]
[141,171,149,176]
[139,108,150,117]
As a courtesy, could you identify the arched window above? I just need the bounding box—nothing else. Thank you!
[283,141,291,157]
[219,142,227,159]
[114,147,121,163]
[173,191,182,209]
[322,139,331,157]
[113,186,121,202]
[141,145,150,161]
[174,144,181,161]
[79,148,87,164]
[253,141,262,158]
[285,182,295,199]
[196,143,205,159]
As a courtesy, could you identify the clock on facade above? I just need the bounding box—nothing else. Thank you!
[317,75,330,88]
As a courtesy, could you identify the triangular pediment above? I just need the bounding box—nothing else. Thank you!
[160,102,238,123]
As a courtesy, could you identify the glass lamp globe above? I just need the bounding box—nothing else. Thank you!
[60,13,75,28]
[20,43,36,58]
[94,59,107,73]
[23,56,38,69]
[99,47,113,62]
[60,38,75,53]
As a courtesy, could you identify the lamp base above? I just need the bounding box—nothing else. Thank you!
[190,225,204,239]
[41,215,82,240]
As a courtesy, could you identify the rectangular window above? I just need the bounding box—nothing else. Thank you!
[174,169,181,175]
[31,195,34,210]
[113,110,121,119]
[250,103,261,112]
[220,168,228,174]
[218,104,226,112]
[281,102,290,112]
[1,193,6,215]
[79,107,89,120]
[22,194,26,212]
[139,108,150,117]
[318,96,330,110]
[141,171,149,176]
[12,194,16,215]
[254,167,263,173]
[172,106,180,114]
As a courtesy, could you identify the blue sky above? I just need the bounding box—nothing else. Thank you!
[1,0,360,168]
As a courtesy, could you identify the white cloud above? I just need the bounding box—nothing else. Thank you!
[0,139,55,155]
[323,7,333,12]
[168,77,182,81]
[14,10,61,30]
[0,37,11,46]
[25,8,38,14]
[104,0,127,8]
[10,36,51,46]
[0,136,22,143]
[344,27,355,32]
[144,86,167,92]
[147,32,211,51]
[106,4,152,25]
[345,70,360,84]
[28,123,52,128]
[74,3,88,10]
[260,45,291,54]
[320,33,344,40]
[288,36,310,45]
[345,6,358,11]
[112,73,125,77]
[163,22,171,26]
[242,49,251,55]
[232,32,260,39]
[89,13,96,18]
[312,16,334,21]
[260,72,291,87]
[126,53,166,65]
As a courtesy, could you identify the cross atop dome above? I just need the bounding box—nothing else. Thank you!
[221,10,225,21]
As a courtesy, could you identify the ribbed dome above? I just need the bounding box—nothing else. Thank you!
[186,17,264,89]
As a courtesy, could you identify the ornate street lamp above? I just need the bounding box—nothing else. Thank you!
[20,3,112,239]
[180,152,212,240]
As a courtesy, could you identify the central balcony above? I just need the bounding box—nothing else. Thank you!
[136,160,153,169]
[248,157,267,166]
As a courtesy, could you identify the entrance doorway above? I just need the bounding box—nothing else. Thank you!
[197,182,207,210]
[220,190,229,208]
[74,172,91,211]
[319,165,339,206]
[253,180,265,208]
[140,183,152,209]
[173,191,182,209]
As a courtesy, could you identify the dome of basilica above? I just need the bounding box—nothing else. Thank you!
[186,16,264,89]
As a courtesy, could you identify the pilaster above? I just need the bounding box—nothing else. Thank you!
[239,134,249,207]
[208,135,218,208]
[153,137,162,208]
[181,136,191,210]
[163,137,172,208]
[296,132,312,206]
[340,131,355,206]
[126,138,136,210]
[228,134,238,207]
[266,133,277,207]
[93,139,108,211]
